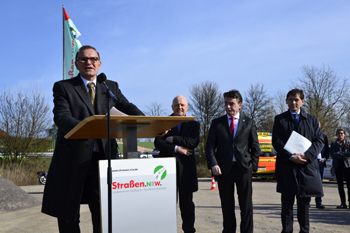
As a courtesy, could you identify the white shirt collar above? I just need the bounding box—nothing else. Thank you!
[227,112,240,120]
[80,75,97,90]
[289,109,300,115]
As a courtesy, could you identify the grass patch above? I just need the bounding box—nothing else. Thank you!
[137,141,155,150]
[0,151,210,186]
[117,141,155,153]
[196,162,212,178]
[0,156,51,186]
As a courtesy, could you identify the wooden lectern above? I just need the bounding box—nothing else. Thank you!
[64,115,196,158]
[65,115,195,233]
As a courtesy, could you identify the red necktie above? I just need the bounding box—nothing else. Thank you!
[230,117,235,138]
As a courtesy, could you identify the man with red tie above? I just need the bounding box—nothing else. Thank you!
[206,89,260,233]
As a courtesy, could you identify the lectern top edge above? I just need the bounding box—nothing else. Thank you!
[64,115,197,139]
[85,115,196,120]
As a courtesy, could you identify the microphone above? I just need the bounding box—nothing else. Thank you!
[97,73,118,103]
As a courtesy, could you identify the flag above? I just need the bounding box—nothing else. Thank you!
[63,6,82,80]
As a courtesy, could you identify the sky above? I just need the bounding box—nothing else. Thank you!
[1,0,350,119]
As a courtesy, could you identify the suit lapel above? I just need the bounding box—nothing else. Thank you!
[95,82,107,115]
[234,114,245,140]
[222,115,232,140]
[179,121,190,136]
[72,76,95,115]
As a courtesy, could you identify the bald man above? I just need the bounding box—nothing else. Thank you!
[154,95,200,233]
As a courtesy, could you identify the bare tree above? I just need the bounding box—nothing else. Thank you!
[188,81,225,163]
[144,102,167,116]
[188,81,225,139]
[341,113,350,139]
[241,83,272,131]
[273,91,288,115]
[259,102,276,133]
[0,87,51,164]
[295,64,350,137]
[47,124,58,140]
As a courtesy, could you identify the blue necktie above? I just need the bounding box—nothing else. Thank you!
[293,114,298,131]
[177,123,182,133]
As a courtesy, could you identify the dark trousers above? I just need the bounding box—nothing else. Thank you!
[217,163,253,233]
[58,152,102,233]
[315,161,325,204]
[281,194,310,233]
[179,192,196,233]
[176,163,196,233]
[335,166,350,204]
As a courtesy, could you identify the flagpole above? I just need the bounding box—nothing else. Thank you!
[62,5,65,80]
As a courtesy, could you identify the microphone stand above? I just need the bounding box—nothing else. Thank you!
[99,76,118,233]
[104,91,113,233]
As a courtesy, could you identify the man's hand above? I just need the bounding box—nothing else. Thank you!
[319,158,326,163]
[211,165,222,176]
[176,146,192,156]
[165,136,174,143]
[157,129,170,137]
[291,153,308,164]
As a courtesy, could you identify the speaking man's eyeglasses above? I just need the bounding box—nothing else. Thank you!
[77,57,100,63]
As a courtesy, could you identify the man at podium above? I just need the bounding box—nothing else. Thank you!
[42,45,144,233]
[154,95,200,233]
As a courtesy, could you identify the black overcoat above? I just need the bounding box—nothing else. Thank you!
[154,118,200,194]
[42,75,143,222]
[272,108,324,197]
[330,141,350,168]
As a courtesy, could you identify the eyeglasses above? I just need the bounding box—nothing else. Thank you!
[77,57,100,63]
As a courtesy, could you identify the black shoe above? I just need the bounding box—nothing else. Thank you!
[316,204,325,209]
[336,203,347,209]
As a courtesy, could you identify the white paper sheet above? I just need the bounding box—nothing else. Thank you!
[110,107,128,116]
[283,131,312,154]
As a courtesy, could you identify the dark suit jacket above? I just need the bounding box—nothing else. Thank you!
[321,133,329,160]
[330,141,350,168]
[206,114,260,175]
[42,75,144,222]
[272,108,324,197]
[154,119,200,194]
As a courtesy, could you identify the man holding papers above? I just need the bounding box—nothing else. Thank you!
[272,88,324,233]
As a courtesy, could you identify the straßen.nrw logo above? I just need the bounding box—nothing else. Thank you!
[154,165,167,180]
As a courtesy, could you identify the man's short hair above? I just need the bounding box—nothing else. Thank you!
[75,45,100,61]
[336,128,346,135]
[286,89,304,100]
[223,90,243,104]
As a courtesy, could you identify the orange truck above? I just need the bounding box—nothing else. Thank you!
[252,132,277,178]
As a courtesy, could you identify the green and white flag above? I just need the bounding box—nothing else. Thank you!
[63,7,82,79]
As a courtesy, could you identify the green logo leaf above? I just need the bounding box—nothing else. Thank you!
[154,165,167,180]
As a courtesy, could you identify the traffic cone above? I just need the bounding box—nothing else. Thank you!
[210,177,218,190]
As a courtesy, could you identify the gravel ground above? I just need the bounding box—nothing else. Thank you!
[0,178,349,233]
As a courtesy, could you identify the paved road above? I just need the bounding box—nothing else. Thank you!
[0,179,349,233]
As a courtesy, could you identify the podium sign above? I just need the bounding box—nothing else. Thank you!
[99,158,177,233]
